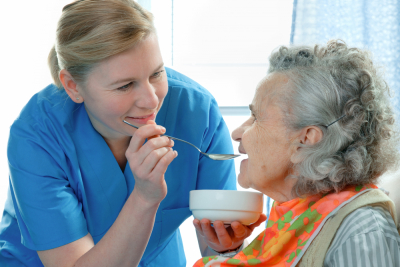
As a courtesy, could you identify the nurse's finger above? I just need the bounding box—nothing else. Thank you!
[213,220,233,248]
[143,120,174,145]
[146,120,161,140]
[142,136,174,152]
[199,219,220,246]
[150,149,178,178]
[138,146,174,176]
[134,137,174,167]
[128,123,166,152]
[127,136,173,167]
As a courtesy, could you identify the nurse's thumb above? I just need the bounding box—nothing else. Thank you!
[146,120,163,140]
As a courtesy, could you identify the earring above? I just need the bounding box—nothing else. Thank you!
[76,97,80,101]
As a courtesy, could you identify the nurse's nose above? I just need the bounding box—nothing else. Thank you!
[136,81,159,110]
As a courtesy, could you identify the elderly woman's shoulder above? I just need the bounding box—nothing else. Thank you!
[324,206,400,266]
[379,173,400,230]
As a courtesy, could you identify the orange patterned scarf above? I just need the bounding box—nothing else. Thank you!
[194,184,377,267]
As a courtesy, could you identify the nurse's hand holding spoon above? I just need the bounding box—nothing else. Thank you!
[126,120,178,206]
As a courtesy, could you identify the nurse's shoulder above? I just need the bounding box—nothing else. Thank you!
[13,84,78,129]
[165,67,215,100]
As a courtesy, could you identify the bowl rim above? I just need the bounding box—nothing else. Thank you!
[190,189,263,195]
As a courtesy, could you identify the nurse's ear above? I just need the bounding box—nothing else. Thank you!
[59,69,84,103]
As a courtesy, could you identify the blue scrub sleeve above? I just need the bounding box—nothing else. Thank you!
[7,118,88,251]
[196,99,237,191]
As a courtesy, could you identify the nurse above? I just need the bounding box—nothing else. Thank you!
[0,0,266,266]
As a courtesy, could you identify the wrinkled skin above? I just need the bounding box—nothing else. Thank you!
[231,73,299,203]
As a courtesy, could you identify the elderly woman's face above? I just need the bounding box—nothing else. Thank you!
[232,73,298,202]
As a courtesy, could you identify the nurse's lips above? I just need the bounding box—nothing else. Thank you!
[126,112,157,125]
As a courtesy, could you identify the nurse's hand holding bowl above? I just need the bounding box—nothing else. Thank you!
[0,1,263,266]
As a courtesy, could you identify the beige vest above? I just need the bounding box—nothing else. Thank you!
[297,189,398,267]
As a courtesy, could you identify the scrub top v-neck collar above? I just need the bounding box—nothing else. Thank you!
[72,105,129,209]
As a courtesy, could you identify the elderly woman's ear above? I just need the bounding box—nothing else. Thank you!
[290,126,323,164]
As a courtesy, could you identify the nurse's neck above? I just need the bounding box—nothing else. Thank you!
[103,136,131,172]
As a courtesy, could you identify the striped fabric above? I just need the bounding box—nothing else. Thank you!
[324,206,400,267]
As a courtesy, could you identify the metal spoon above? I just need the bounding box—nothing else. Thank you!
[123,120,241,160]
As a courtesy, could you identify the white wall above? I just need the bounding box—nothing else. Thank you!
[0,1,70,210]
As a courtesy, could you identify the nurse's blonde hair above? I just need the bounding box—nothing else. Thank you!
[48,0,155,88]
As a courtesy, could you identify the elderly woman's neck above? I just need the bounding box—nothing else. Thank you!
[262,178,298,203]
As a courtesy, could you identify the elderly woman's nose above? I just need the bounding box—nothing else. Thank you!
[231,125,244,142]
[136,82,159,109]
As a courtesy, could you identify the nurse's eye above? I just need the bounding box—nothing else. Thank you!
[117,82,133,91]
[151,70,164,79]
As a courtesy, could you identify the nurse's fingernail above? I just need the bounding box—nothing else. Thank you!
[175,151,178,157]
[160,126,166,133]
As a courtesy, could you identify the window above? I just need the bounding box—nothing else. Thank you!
[150,0,293,111]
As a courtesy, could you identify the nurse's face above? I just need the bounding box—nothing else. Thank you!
[79,34,168,141]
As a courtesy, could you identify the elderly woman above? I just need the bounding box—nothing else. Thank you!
[194,40,400,266]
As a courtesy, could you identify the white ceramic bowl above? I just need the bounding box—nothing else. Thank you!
[189,190,264,225]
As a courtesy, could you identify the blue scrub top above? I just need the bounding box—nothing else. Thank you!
[0,68,236,267]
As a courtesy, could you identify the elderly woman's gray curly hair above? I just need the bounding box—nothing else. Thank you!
[268,39,400,196]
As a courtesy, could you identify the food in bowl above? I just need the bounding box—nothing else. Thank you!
[189,190,264,225]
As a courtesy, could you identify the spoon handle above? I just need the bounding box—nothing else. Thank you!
[122,120,140,129]
[122,120,201,152]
